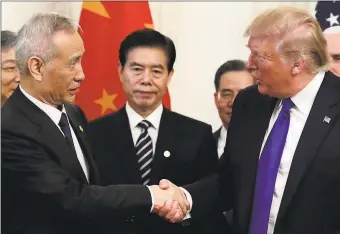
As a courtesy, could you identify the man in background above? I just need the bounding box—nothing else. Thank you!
[87,29,227,234]
[324,26,340,77]
[315,1,340,77]
[1,30,20,107]
[213,59,254,158]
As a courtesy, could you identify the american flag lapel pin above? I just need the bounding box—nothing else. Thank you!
[323,116,331,124]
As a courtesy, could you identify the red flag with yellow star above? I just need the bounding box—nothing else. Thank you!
[76,1,171,121]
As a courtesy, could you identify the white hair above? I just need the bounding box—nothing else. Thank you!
[15,12,78,76]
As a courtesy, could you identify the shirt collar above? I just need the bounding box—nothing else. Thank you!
[19,85,65,126]
[220,125,228,138]
[279,71,325,116]
[125,102,163,131]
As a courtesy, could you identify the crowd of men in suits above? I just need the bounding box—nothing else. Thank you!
[2,5,340,234]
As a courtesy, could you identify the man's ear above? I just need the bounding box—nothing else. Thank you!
[118,62,124,83]
[27,56,44,82]
[167,69,174,85]
[291,60,304,76]
[214,92,219,107]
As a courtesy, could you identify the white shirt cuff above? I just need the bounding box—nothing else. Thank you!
[147,186,154,212]
[180,187,192,219]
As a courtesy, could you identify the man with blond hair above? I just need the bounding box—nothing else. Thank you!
[218,5,340,234]
[160,5,340,234]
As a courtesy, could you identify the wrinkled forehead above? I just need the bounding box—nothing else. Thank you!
[1,48,16,64]
[247,36,278,53]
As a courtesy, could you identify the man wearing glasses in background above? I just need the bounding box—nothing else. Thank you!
[1,30,20,107]
[213,59,255,158]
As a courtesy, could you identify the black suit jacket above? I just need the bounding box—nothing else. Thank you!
[1,88,153,234]
[87,106,229,234]
[219,71,340,234]
[213,127,222,142]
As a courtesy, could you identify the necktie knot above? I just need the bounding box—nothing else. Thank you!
[137,120,152,130]
[59,112,69,128]
[281,98,294,113]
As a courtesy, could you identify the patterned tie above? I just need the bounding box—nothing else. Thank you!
[249,98,294,234]
[135,120,153,185]
[59,112,76,153]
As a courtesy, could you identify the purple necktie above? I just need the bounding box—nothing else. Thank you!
[249,98,294,234]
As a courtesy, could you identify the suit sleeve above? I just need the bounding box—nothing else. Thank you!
[2,130,152,220]
[183,125,220,218]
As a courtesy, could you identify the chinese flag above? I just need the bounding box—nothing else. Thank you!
[76,1,171,121]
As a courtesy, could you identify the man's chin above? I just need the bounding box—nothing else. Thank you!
[63,96,75,104]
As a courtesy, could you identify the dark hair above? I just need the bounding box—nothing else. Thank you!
[214,59,249,90]
[119,29,176,73]
[1,30,17,52]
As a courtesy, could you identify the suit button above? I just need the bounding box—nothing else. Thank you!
[125,216,136,223]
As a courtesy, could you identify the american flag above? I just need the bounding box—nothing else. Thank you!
[315,0,340,31]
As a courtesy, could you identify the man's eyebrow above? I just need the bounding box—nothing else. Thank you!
[69,55,82,64]
[220,88,233,93]
[129,62,143,67]
[2,59,16,64]
[330,53,340,60]
[151,64,165,69]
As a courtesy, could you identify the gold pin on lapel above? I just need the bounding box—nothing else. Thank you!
[79,126,84,132]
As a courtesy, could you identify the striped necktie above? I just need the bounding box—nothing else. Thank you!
[135,120,153,185]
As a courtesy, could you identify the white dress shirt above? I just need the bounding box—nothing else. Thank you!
[259,71,325,234]
[125,102,163,154]
[217,126,228,158]
[125,102,193,218]
[19,86,90,181]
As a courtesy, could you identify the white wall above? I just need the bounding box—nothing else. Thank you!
[2,1,317,131]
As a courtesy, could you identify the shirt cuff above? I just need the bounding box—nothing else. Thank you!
[180,187,192,219]
[147,186,154,212]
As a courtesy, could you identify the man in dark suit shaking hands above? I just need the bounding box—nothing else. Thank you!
[87,29,228,234]
[218,6,340,234]
[160,5,340,234]
[1,13,189,234]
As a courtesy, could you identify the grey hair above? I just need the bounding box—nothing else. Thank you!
[15,12,78,76]
[1,30,17,52]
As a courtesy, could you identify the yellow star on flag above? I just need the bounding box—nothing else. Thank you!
[144,23,154,29]
[82,2,110,19]
[94,89,118,115]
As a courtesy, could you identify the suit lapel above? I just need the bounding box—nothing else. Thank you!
[115,108,143,184]
[66,106,100,184]
[14,89,89,184]
[40,117,89,183]
[239,94,277,225]
[214,127,222,142]
[277,72,340,219]
[150,108,173,185]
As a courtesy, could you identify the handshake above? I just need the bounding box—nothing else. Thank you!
[149,179,191,223]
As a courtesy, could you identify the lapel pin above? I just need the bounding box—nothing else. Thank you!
[79,126,84,132]
[323,116,331,124]
[163,150,171,158]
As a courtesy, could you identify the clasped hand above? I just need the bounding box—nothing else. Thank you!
[150,179,190,223]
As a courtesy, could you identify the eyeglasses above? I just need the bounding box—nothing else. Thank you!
[217,92,234,102]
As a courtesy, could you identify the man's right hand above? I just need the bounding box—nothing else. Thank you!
[149,180,190,223]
